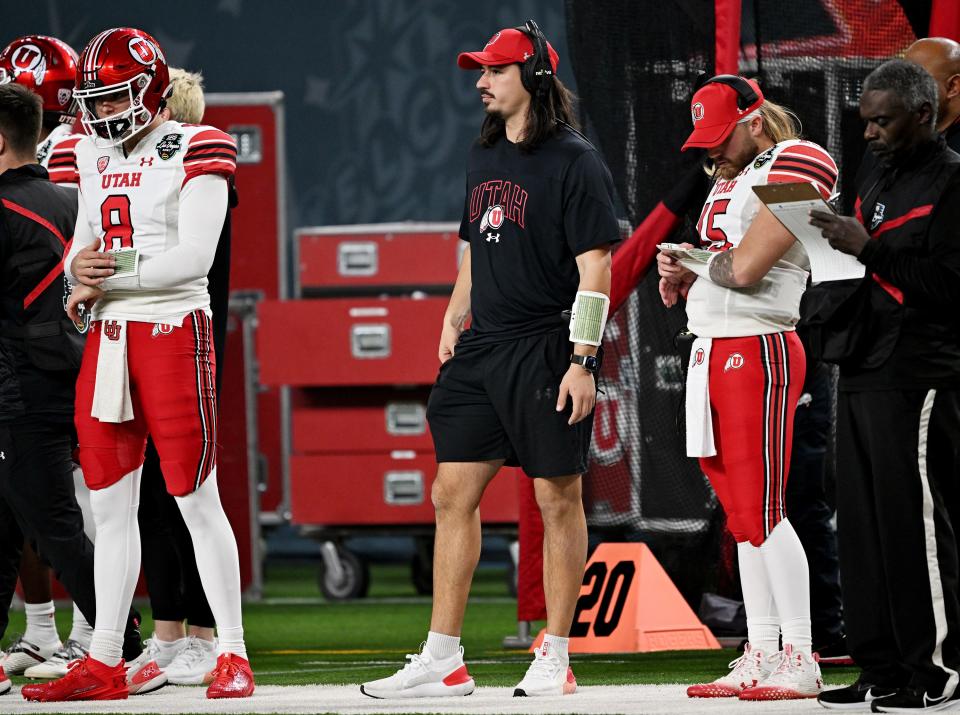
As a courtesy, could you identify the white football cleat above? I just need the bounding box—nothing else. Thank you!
[1,636,60,676]
[739,644,823,701]
[513,642,576,697]
[687,642,777,698]
[23,639,87,679]
[164,636,217,685]
[361,644,475,699]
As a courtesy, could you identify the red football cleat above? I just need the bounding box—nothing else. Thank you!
[205,653,254,699]
[21,655,127,701]
[0,665,10,695]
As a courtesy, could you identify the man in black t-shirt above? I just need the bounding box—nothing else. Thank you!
[362,22,619,700]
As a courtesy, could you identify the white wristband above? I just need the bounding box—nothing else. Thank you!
[569,290,609,346]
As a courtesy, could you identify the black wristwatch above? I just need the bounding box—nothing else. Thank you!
[570,353,600,373]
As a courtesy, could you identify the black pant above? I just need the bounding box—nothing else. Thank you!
[837,388,960,694]
[0,420,139,643]
[785,362,843,644]
[138,439,214,627]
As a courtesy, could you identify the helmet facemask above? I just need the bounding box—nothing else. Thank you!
[74,71,156,146]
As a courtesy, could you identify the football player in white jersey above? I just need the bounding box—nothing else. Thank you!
[21,28,253,702]
[0,36,78,167]
[658,75,837,701]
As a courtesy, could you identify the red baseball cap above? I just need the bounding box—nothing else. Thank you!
[457,28,559,72]
[681,77,764,151]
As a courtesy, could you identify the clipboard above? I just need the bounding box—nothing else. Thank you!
[752,182,864,282]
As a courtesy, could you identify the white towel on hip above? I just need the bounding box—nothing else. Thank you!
[685,336,716,458]
[91,319,134,423]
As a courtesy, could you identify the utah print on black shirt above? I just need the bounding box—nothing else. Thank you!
[458,125,620,346]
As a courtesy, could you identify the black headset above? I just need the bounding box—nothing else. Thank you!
[693,73,759,110]
[516,19,553,99]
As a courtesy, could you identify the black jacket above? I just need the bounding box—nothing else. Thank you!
[0,164,82,421]
[839,137,960,390]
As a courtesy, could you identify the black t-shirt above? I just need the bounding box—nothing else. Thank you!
[457,126,620,346]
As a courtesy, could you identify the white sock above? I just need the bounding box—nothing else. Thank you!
[155,636,187,654]
[89,629,123,667]
[780,617,813,656]
[89,467,143,667]
[24,601,59,647]
[216,627,246,660]
[175,471,246,660]
[737,540,780,655]
[541,634,569,661]
[426,631,460,660]
[68,602,94,648]
[760,520,812,656]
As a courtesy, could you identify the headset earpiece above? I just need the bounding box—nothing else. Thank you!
[518,19,553,99]
[694,74,759,110]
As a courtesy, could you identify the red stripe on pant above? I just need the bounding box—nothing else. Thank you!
[190,310,218,491]
[699,331,805,546]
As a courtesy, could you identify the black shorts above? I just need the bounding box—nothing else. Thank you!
[426,329,595,478]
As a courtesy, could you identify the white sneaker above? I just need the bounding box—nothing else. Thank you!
[739,644,823,700]
[0,636,60,675]
[164,636,217,685]
[513,642,576,697]
[0,665,10,695]
[687,642,777,697]
[126,638,185,695]
[23,639,87,679]
[360,644,475,699]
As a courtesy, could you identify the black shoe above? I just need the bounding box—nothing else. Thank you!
[871,687,956,712]
[121,607,143,662]
[815,635,855,666]
[818,677,897,709]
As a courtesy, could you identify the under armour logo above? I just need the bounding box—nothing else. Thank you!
[0,452,4,460]
[485,233,500,243]
[139,157,154,167]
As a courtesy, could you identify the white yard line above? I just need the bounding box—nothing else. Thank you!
[2,683,834,714]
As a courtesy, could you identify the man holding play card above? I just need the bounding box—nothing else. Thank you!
[809,60,960,712]
[658,74,837,701]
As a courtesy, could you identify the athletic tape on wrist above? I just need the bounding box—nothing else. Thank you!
[569,290,609,346]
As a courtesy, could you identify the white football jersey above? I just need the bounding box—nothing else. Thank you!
[37,122,75,168]
[685,139,838,338]
[73,120,237,323]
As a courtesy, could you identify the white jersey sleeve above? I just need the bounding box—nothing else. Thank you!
[37,123,75,168]
[73,120,237,324]
[685,140,838,338]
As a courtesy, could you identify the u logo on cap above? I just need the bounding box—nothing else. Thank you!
[692,102,705,123]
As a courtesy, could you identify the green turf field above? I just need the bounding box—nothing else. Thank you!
[2,562,859,689]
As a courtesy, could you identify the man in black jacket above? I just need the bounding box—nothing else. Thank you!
[810,60,960,712]
[0,84,141,694]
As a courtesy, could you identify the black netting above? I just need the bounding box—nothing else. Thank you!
[567,0,918,608]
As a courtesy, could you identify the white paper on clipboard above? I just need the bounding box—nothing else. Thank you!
[753,182,865,283]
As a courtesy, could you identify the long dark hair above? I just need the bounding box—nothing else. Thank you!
[479,72,579,152]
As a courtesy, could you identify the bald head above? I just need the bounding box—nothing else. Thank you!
[905,37,960,131]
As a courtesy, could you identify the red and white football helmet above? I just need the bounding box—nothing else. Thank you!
[73,28,170,145]
[0,35,78,123]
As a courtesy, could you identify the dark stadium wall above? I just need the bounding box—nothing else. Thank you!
[7,1,574,228]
